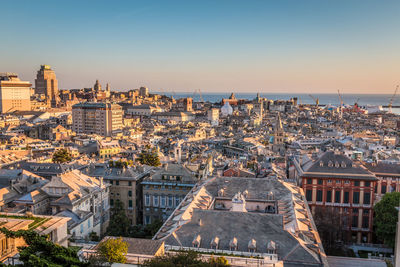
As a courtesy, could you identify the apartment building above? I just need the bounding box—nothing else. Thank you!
[0,73,31,114]
[83,163,151,225]
[142,163,198,224]
[72,102,123,136]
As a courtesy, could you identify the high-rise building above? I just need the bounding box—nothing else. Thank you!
[72,102,123,136]
[35,65,59,107]
[207,108,219,126]
[0,73,31,113]
[139,86,149,97]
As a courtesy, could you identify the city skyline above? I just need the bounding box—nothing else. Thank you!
[1,0,400,93]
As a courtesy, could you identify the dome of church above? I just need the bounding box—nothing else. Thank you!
[221,101,233,116]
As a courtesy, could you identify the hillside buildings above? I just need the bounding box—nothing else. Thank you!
[0,73,31,113]
[72,102,123,136]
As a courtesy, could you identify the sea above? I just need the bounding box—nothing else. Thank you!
[155,92,400,114]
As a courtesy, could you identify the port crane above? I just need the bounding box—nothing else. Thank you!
[192,89,204,102]
[337,89,344,118]
[388,85,399,113]
[308,94,319,106]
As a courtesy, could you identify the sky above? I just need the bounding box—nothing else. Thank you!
[1,0,400,94]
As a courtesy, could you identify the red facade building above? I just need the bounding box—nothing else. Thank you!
[294,151,377,243]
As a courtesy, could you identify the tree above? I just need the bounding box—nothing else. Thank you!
[52,149,72,163]
[129,220,163,239]
[106,200,131,237]
[97,237,128,264]
[374,192,400,247]
[143,251,230,267]
[0,228,88,267]
[313,206,348,255]
[136,148,161,167]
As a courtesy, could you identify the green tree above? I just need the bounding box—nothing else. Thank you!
[129,220,163,239]
[136,148,161,167]
[52,149,72,163]
[106,200,130,237]
[313,206,348,255]
[374,192,400,247]
[143,251,230,267]
[97,237,128,264]
[0,228,88,267]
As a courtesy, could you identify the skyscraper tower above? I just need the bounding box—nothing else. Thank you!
[35,65,59,108]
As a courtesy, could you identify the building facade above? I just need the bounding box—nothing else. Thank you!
[294,151,377,243]
[142,164,198,224]
[35,65,59,107]
[83,163,150,225]
[72,102,123,136]
[0,73,31,114]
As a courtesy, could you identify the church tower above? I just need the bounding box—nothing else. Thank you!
[94,80,101,92]
[274,113,284,145]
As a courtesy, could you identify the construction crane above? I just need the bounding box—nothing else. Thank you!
[388,85,399,113]
[308,94,319,106]
[337,89,344,107]
[192,89,204,102]
[337,89,344,118]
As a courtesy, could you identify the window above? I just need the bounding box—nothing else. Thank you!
[129,200,133,208]
[354,181,360,186]
[307,179,312,185]
[110,199,114,206]
[326,190,332,203]
[353,192,360,204]
[88,219,91,228]
[344,180,350,185]
[316,190,323,202]
[306,190,312,201]
[175,196,180,207]
[128,181,132,186]
[381,185,387,194]
[335,191,341,203]
[327,180,332,184]
[116,180,119,186]
[362,216,369,228]
[365,181,370,187]
[352,216,358,228]
[161,196,166,207]
[336,180,341,184]
[128,191,132,197]
[344,191,349,203]
[80,224,84,233]
[110,180,113,185]
[364,192,371,205]
[153,195,159,207]
[318,179,323,185]
[145,216,151,225]
[168,196,173,207]
[145,194,150,206]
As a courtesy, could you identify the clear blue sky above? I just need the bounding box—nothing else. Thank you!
[1,0,399,93]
